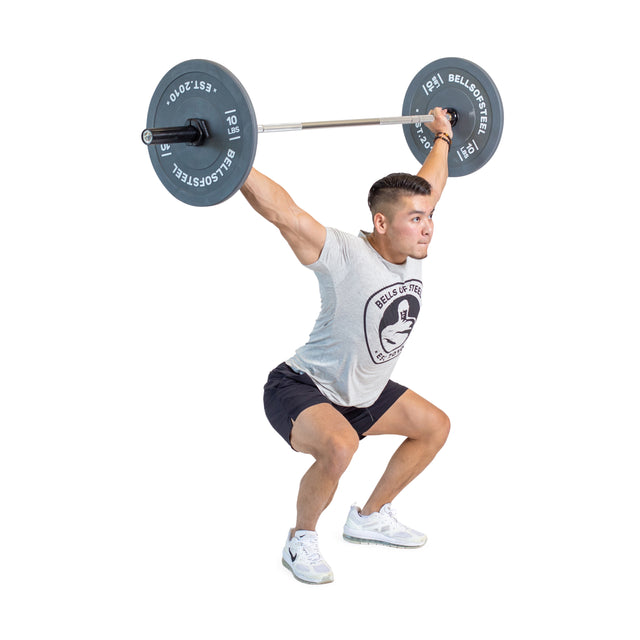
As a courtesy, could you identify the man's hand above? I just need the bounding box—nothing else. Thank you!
[426,107,454,139]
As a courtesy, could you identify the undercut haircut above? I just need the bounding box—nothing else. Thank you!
[367,173,432,217]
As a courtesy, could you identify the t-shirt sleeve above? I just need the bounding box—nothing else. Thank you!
[305,227,356,277]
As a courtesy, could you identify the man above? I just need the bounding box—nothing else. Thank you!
[241,108,453,584]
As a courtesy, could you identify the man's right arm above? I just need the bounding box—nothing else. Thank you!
[417,107,453,203]
[241,168,326,266]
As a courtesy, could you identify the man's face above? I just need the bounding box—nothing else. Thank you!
[378,194,435,263]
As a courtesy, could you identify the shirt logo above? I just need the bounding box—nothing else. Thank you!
[364,279,422,364]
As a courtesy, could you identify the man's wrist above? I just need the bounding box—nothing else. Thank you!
[434,132,452,149]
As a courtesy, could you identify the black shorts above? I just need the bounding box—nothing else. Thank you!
[263,362,408,447]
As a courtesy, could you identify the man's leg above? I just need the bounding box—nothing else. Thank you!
[290,403,360,532]
[281,403,360,584]
[360,390,450,515]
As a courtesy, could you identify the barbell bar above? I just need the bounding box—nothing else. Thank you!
[141,112,459,145]
[142,58,503,207]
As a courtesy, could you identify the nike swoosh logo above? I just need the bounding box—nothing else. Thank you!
[289,549,297,563]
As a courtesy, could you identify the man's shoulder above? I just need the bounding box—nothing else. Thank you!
[326,227,370,251]
[307,227,370,274]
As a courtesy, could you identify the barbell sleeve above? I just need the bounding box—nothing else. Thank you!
[142,119,210,146]
[142,126,199,145]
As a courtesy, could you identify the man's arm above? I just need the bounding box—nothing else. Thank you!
[417,107,453,203]
[240,168,326,266]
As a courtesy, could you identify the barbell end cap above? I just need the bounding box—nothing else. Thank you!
[142,129,154,145]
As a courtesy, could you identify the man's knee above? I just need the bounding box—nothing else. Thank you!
[317,429,360,476]
[433,409,451,447]
[414,402,451,448]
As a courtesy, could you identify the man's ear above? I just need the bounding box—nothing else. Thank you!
[373,212,388,234]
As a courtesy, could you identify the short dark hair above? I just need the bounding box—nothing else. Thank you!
[367,173,431,216]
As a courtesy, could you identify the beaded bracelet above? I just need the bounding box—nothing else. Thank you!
[434,132,452,148]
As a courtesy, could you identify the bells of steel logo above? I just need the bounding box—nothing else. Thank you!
[364,279,422,364]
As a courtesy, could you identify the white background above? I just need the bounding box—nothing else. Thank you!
[2,1,639,638]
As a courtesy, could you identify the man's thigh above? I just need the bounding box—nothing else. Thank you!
[362,390,449,439]
[291,403,360,457]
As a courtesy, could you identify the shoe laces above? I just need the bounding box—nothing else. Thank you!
[296,533,323,563]
[379,504,401,529]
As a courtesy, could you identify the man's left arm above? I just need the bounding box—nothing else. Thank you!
[417,107,453,203]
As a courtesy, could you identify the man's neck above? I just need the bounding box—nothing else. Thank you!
[367,232,406,265]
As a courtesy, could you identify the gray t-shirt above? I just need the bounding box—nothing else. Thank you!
[286,227,423,407]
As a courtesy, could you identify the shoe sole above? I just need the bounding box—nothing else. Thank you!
[342,533,426,548]
[281,558,334,585]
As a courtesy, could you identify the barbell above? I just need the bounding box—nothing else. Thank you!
[141,57,503,207]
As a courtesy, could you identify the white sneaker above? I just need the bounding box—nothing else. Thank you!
[282,529,334,584]
[343,503,427,548]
